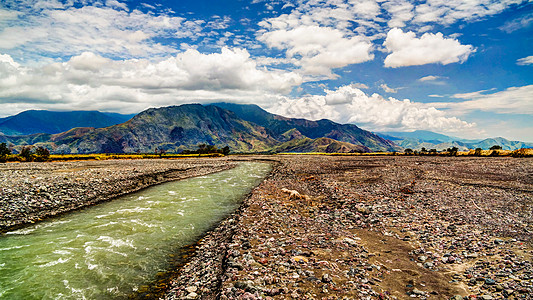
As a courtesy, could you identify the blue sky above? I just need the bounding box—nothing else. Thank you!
[0,0,532,141]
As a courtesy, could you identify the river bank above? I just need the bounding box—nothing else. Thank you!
[167,155,532,299]
[0,158,235,232]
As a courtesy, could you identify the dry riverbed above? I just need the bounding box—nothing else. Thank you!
[167,155,532,300]
[1,156,531,299]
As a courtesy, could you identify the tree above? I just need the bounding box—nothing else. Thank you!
[19,146,33,161]
[447,147,458,156]
[429,149,437,155]
[404,148,413,155]
[0,143,10,156]
[34,146,50,161]
[221,146,230,156]
[0,142,10,163]
[474,148,482,156]
[490,145,502,150]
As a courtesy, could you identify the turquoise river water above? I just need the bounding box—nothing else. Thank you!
[0,162,271,299]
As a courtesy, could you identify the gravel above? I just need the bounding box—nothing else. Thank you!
[2,155,531,299]
[166,155,532,299]
[0,158,235,232]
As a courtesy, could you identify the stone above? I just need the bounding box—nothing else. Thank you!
[412,288,425,295]
[343,237,358,246]
[185,286,198,293]
[185,292,198,299]
[291,256,308,263]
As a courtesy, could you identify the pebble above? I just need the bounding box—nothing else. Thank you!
[161,156,532,299]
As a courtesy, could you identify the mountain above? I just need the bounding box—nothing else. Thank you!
[0,110,135,136]
[378,130,533,151]
[378,130,459,143]
[2,104,400,154]
[211,103,400,152]
[272,137,370,153]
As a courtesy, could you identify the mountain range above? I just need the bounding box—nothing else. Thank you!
[0,110,134,135]
[377,130,533,151]
[0,104,399,154]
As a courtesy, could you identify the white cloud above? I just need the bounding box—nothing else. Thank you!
[413,0,527,26]
[380,83,397,93]
[271,85,475,133]
[499,13,533,33]
[258,25,373,77]
[445,85,533,114]
[383,28,474,68]
[418,75,446,81]
[0,50,302,116]
[517,56,533,65]
[0,1,236,61]
[382,0,414,28]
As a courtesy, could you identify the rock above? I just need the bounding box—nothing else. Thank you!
[185,286,197,293]
[322,273,332,283]
[291,256,308,263]
[450,295,463,300]
[412,288,425,295]
[484,278,496,285]
[418,255,427,262]
[185,292,198,299]
[234,281,259,293]
[343,237,358,246]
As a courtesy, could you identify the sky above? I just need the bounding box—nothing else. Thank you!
[0,0,532,141]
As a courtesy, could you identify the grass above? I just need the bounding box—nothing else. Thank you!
[277,148,533,157]
[2,153,224,163]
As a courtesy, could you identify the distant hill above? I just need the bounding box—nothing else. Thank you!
[0,110,135,135]
[377,131,533,151]
[1,104,400,154]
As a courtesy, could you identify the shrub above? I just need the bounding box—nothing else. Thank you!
[19,146,33,161]
[34,146,51,162]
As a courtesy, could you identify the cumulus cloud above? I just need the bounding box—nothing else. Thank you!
[271,85,475,133]
[383,28,474,68]
[0,50,302,115]
[0,1,234,60]
[258,25,373,77]
[517,56,533,65]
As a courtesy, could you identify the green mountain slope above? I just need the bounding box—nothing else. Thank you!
[1,103,401,154]
[51,104,278,153]
[211,103,400,152]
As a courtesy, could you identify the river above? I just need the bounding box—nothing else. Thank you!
[0,162,271,299]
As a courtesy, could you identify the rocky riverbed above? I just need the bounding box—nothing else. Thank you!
[167,155,532,299]
[0,158,235,232]
[1,155,531,299]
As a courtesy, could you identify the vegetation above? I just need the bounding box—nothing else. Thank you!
[181,144,230,155]
[0,143,11,163]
